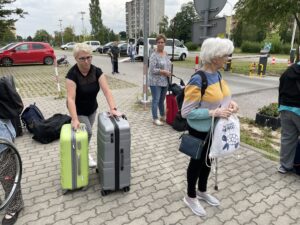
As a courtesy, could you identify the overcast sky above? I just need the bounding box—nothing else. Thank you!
[11,0,237,38]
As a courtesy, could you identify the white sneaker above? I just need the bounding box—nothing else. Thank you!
[160,116,166,122]
[153,119,164,126]
[197,191,220,206]
[88,154,97,168]
[183,196,206,216]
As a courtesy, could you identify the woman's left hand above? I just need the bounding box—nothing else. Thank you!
[229,100,239,113]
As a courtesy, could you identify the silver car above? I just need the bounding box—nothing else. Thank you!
[60,42,76,50]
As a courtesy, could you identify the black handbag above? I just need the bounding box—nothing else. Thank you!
[179,132,210,159]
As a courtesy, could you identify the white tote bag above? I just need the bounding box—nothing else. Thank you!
[209,114,240,158]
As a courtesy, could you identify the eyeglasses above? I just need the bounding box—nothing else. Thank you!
[157,41,165,44]
[78,56,92,61]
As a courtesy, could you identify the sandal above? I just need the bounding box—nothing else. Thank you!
[2,210,20,225]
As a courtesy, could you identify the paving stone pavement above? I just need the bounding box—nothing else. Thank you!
[1,63,300,225]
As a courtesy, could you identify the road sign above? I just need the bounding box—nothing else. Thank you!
[193,0,227,19]
[192,17,226,43]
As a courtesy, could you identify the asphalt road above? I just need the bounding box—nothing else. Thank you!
[55,49,279,119]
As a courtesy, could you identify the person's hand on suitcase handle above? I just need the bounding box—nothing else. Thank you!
[110,107,123,118]
[71,118,81,131]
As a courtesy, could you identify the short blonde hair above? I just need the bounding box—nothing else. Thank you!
[200,38,234,64]
[73,43,93,58]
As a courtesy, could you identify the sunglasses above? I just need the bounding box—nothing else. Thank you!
[78,56,92,61]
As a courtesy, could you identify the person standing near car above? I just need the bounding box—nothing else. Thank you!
[66,43,122,167]
[277,62,300,174]
[181,37,238,216]
[127,42,135,63]
[110,41,120,74]
[148,34,172,126]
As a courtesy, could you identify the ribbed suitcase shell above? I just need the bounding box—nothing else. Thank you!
[97,112,131,195]
[166,93,178,125]
[60,124,89,191]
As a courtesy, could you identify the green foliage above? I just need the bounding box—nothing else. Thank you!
[241,41,262,53]
[33,29,52,43]
[89,0,103,42]
[0,0,27,42]
[168,2,200,43]
[281,43,291,54]
[119,31,126,40]
[185,41,198,51]
[0,28,16,45]
[258,103,279,117]
[63,27,76,43]
[158,16,169,34]
[231,21,266,47]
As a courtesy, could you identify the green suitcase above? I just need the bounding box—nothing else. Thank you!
[60,124,89,193]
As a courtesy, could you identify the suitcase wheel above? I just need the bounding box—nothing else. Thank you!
[123,186,130,193]
[96,168,99,173]
[214,185,219,191]
[101,190,110,196]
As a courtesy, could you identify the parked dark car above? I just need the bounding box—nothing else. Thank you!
[0,42,55,66]
[118,43,128,56]
[98,42,114,54]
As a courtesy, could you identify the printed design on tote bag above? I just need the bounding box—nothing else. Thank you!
[221,121,239,151]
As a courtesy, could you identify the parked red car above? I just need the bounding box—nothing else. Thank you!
[0,42,55,66]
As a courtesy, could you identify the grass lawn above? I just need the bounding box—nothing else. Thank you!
[173,56,289,76]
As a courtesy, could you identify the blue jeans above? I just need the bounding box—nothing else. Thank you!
[150,86,168,120]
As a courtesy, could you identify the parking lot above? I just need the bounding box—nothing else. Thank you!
[0,57,299,225]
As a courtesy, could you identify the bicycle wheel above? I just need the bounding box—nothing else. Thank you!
[0,138,22,211]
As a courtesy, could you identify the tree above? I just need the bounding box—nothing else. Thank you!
[26,36,32,41]
[63,26,76,43]
[231,21,266,47]
[158,16,169,34]
[33,29,52,42]
[1,28,16,44]
[119,31,126,40]
[0,0,27,42]
[169,2,200,43]
[89,0,104,42]
[235,0,300,60]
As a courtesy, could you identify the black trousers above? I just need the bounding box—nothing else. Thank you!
[113,60,119,73]
[187,125,211,198]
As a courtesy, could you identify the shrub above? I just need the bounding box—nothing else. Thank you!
[241,41,262,53]
[185,41,198,51]
[281,43,291,54]
[258,103,279,117]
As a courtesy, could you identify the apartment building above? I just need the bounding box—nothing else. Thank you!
[126,0,165,39]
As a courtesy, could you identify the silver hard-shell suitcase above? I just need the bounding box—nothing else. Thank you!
[97,112,131,196]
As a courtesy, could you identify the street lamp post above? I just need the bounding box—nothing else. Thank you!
[79,11,86,41]
[59,19,64,45]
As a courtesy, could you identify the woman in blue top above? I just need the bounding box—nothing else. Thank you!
[148,34,172,126]
[181,37,239,216]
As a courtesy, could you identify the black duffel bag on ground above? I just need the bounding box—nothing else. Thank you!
[31,114,71,144]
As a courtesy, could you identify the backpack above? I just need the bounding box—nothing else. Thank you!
[172,71,208,132]
[21,103,45,133]
[31,114,71,144]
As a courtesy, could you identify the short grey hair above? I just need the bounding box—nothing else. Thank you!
[200,37,234,64]
[73,43,93,58]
